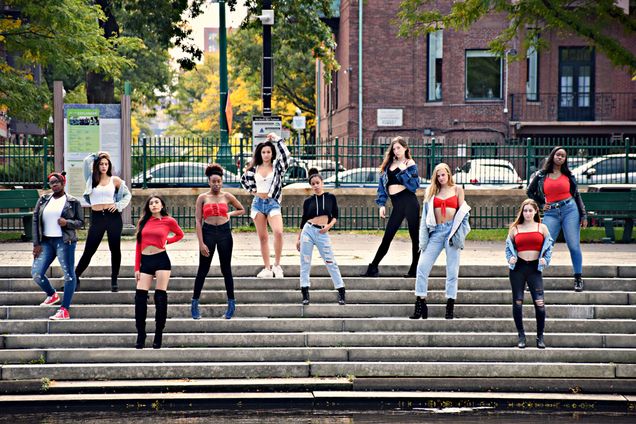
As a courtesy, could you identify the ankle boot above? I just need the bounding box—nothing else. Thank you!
[110,276,119,293]
[536,335,546,349]
[403,263,417,278]
[301,287,310,305]
[224,299,236,319]
[517,334,527,349]
[337,287,346,305]
[409,297,427,319]
[134,289,148,349]
[360,263,379,277]
[75,276,81,292]
[153,290,168,349]
[191,298,201,320]
[445,298,455,320]
[574,274,584,292]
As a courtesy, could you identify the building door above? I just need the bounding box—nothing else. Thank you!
[558,47,594,121]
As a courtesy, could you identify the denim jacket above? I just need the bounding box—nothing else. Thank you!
[526,170,586,218]
[33,193,84,246]
[82,153,132,212]
[505,231,554,272]
[419,200,471,251]
[375,164,420,206]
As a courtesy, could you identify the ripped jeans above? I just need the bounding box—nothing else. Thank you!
[32,236,77,309]
[299,223,344,289]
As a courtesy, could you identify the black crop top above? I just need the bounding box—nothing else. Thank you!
[300,193,339,229]
[387,167,401,186]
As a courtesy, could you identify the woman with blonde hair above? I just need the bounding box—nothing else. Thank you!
[361,136,420,278]
[505,199,553,349]
[411,163,470,320]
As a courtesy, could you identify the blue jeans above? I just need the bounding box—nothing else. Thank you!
[32,236,77,309]
[415,221,461,299]
[543,199,583,275]
[299,223,344,289]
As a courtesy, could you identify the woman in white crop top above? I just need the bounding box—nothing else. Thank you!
[76,151,132,292]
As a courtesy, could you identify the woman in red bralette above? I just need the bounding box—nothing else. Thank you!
[191,163,245,320]
[134,195,184,350]
[505,199,554,350]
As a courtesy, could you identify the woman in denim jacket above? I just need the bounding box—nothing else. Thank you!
[505,199,554,349]
[75,152,132,292]
[361,137,420,278]
[527,146,586,292]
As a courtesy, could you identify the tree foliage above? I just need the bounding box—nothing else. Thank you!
[397,0,636,72]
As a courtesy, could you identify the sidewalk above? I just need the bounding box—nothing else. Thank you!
[1,232,635,267]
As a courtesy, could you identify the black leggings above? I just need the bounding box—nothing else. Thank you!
[372,189,420,272]
[193,222,234,300]
[75,210,122,280]
[509,258,546,337]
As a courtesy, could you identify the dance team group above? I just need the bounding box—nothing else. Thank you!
[30,134,587,350]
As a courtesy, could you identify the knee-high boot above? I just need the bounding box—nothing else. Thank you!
[134,289,148,349]
[153,290,168,349]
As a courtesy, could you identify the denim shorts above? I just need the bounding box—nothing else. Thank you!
[250,197,281,219]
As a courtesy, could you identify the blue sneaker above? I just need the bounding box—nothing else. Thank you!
[191,298,201,320]
[224,299,236,320]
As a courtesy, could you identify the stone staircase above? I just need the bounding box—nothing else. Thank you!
[0,264,635,395]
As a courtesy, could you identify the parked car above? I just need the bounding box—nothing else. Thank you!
[570,154,636,185]
[131,162,241,188]
[453,159,523,189]
[284,167,429,189]
[282,159,347,186]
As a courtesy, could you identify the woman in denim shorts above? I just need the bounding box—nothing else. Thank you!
[241,133,291,278]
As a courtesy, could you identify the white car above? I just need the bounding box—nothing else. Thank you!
[570,154,636,185]
[453,159,523,189]
[132,162,241,188]
[284,167,429,189]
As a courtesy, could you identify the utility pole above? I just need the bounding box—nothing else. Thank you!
[262,0,273,116]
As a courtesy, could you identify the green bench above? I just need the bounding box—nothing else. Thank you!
[580,189,636,243]
[0,189,40,241]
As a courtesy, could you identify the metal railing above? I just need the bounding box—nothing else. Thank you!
[0,136,53,188]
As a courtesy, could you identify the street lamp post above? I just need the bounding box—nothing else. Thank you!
[216,0,234,171]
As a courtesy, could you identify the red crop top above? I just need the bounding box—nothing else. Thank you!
[203,202,229,219]
[544,174,571,203]
[514,224,544,252]
[434,195,459,218]
[135,216,184,271]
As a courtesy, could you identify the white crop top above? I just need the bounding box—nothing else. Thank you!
[42,194,66,237]
[255,167,274,194]
[89,177,116,205]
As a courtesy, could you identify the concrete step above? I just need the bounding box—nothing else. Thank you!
[2,290,632,306]
[1,347,635,365]
[3,332,635,349]
[4,277,635,292]
[3,304,634,319]
[2,361,632,381]
[3,318,635,335]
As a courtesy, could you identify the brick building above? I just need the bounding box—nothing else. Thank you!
[317,0,636,154]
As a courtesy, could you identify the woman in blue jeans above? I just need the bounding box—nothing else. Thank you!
[527,146,587,292]
[32,172,84,320]
[296,169,345,305]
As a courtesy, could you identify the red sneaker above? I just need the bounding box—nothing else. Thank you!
[49,307,70,320]
[40,292,60,306]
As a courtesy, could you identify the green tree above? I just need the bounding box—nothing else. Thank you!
[0,0,137,125]
[397,0,636,72]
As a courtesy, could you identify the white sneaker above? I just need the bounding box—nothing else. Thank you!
[272,265,284,278]
[256,267,274,278]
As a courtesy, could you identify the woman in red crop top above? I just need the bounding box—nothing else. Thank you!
[507,199,551,349]
[133,195,184,350]
[191,164,245,320]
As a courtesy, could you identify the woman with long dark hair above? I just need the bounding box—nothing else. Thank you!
[361,136,420,278]
[191,164,245,320]
[75,152,131,292]
[134,195,184,349]
[296,168,346,305]
[240,133,291,278]
[505,199,553,349]
[527,146,587,292]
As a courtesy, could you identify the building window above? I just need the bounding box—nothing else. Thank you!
[465,50,502,100]
[526,45,538,101]
[427,30,443,101]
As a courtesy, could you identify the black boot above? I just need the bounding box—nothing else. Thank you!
[134,289,148,349]
[360,263,379,277]
[445,298,455,320]
[111,276,119,293]
[75,276,81,292]
[337,287,346,305]
[574,274,584,292]
[536,335,546,349]
[517,334,527,349]
[409,297,427,319]
[153,290,168,349]
[301,287,310,305]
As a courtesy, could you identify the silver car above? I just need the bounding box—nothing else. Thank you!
[132,162,241,188]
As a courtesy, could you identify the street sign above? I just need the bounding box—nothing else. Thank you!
[252,116,282,148]
[292,116,306,130]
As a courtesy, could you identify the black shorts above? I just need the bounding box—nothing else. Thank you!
[140,251,171,275]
